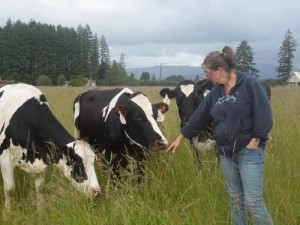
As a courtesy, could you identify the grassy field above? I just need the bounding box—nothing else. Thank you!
[0,85,299,225]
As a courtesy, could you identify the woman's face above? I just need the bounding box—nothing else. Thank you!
[202,65,229,84]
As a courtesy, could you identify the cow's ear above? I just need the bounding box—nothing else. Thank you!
[195,84,205,95]
[160,88,176,99]
[115,104,127,124]
[196,79,214,95]
[153,102,169,123]
[162,93,170,105]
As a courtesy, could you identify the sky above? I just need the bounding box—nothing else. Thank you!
[1,0,300,71]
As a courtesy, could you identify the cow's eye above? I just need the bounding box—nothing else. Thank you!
[71,163,87,183]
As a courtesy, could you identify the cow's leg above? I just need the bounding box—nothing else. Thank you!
[111,158,121,183]
[132,148,148,186]
[35,171,46,214]
[123,157,145,186]
[0,151,16,220]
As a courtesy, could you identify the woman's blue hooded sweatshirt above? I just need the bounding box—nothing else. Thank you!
[181,72,273,156]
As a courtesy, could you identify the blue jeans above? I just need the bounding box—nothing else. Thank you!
[219,147,273,225]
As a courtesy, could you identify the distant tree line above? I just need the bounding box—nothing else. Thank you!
[0,19,134,86]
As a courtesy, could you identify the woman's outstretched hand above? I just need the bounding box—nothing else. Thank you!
[166,133,185,153]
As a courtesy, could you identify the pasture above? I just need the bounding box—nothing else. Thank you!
[0,85,299,224]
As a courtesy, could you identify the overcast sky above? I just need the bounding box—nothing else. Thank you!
[1,0,299,70]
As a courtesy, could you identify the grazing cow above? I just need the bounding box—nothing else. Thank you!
[0,84,100,219]
[73,88,168,184]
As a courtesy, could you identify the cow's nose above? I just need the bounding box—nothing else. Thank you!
[157,139,168,150]
[92,187,101,197]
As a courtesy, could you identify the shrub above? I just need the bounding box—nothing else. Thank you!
[57,74,66,86]
[36,75,53,86]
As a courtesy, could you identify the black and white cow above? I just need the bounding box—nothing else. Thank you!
[160,79,215,162]
[0,84,100,219]
[73,87,168,184]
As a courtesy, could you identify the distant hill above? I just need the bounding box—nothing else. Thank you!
[126,64,278,81]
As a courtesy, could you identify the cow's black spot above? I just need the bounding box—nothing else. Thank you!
[39,94,47,103]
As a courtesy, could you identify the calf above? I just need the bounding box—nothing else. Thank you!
[0,84,100,219]
[73,88,168,184]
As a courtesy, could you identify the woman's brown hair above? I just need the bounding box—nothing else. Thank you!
[203,46,235,72]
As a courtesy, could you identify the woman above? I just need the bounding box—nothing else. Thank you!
[167,46,273,225]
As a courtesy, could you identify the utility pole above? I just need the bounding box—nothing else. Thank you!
[159,62,168,85]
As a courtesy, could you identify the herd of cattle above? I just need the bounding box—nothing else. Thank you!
[0,80,270,218]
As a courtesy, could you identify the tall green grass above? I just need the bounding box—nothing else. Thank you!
[0,86,299,224]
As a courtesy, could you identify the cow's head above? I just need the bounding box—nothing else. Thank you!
[152,102,169,122]
[64,139,100,197]
[115,92,168,151]
[160,79,214,127]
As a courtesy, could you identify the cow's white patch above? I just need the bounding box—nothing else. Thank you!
[102,88,133,121]
[203,89,210,97]
[156,110,165,122]
[7,140,47,174]
[74,101,80,121]
[180,84,194,97]
[192,137,216,152]
[131,94,167,143]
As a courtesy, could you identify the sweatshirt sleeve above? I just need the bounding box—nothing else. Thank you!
[249,78,273,140]
[180,91,213,139]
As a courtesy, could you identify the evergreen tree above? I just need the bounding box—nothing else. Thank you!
[235,40,259,78]
[140,72,150,80]
[276,29,297,83]
[119,52,126,69]
[151,74,156,81]
[89,34,100,79]
[76,24,91,75]
[105,60,121,85]
[97,35,111,80]
[0,19,100,84]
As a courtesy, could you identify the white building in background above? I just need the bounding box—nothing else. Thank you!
[287,72,300,86]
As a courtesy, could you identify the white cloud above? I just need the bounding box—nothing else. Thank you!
[1,0,300,72]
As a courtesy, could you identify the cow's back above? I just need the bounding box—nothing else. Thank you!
[0,84,45,144]
[74,88,127,145]
[0,84,44,120]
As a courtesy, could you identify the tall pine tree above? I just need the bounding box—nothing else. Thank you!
[97,35,111,80]
[276,29,297,83]
[235,40,259,78]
